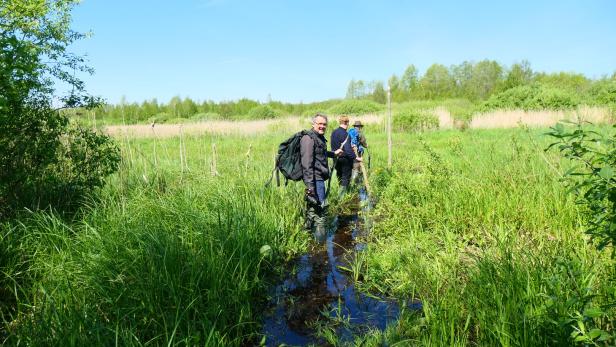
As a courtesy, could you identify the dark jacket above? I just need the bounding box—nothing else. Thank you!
[330,127,356,160]
[300,130,334,188]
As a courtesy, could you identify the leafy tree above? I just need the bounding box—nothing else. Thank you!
[419,63,455,99]
[179,97,198,117]
[468,60,503,100]
[167,96,182,118]
[388,74,400,92]
[501,60,533,91]
[346,78,357,99]
[141,98,160,120]
[0,0,120,218]
[534,72,591,94]
[400,64,418,92]
[451,61,474,98]
[346,79,367,99]
[371,81,387,104]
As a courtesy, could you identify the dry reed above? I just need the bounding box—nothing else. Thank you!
[470,106,611,129]
[105,115,384,138]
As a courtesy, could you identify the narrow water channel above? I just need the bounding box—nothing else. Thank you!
[262,189,421,346]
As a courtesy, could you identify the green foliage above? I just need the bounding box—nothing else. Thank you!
[247,104,283,119]
[360,128,615,345]
[327,99,383,115]
[301,108,328,117]
[586,79,616,106]
[371,81,387,104]
[400,64,418,91]
[0,0,93,106]
[0,105,120,218]
[452,60,504,101]
[547,122,616,253]
[1,133,308,346]
[535,72,591,93]
[419,63,456,99]
[190,112,221,121]
[501,60,534,91]
[0,0,119,219]
[482,84,581,111]
[346,79,367,99]
[441,98,477,120]
[393,108,439,132]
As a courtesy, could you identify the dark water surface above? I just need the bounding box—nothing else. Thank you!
[262,190,421,346]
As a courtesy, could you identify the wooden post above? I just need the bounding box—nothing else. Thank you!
[387,84,392,169]
[151,122,158,169]
[353,146,372,196]
[179,125,185,173]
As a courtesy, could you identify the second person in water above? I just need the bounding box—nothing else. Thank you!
[330,115,362,197]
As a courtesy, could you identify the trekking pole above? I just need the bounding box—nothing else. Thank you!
[353,147,372,197]
[325,135,350,200]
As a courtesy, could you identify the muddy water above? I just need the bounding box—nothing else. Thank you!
[262,190,421,346]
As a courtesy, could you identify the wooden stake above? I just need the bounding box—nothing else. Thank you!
[353,146,372,196]
[151,122,158,168]
[179,125,185,173]
[387,84,392,169]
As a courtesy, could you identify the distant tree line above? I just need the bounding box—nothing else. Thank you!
[73,60,616,124]
[72,97,341,125]
[347,60,616,105]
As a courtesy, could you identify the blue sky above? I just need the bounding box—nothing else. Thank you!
[69,0,616,104]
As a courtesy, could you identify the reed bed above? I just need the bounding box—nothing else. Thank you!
[470,106,611,129]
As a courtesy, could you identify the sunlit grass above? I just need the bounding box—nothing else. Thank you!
[2,124,615,346]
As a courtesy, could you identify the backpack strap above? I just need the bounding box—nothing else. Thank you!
[324,134,350,200]
[264,165,278,188]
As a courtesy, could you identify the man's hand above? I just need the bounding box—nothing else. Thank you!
[305,187,318,206]
[334,148,343,156]
[355,156,363,162]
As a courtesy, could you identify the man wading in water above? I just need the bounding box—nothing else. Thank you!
[301,114,343,239]
[330,115,362,197]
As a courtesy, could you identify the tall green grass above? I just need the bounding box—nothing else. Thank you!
[3,124,615,346]
[357,128,616,346]
[1,132,312,345]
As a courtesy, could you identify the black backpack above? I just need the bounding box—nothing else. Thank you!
[266,130,316,187]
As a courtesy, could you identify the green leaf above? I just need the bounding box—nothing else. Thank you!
[598,167,614,180]
[554,122,565,135]
[588,329,603,340]
[574,335,587,342]
[583,307,604,318]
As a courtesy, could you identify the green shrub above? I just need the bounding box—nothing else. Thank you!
[0,105,120,219]
[393,108,439,132]
[586,80,616,106]
[148,112,172,124]
[481,84,580,111]
[327,99,383,115]
[441,98,477,120]
[247,105,283,119]
[190,112,221,121]
[301,108,328,117]
[547,123,616,252]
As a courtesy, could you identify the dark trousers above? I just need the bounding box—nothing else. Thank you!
[305,180,327,240]
[335,157,353,188]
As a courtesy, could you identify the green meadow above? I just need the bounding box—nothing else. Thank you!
[2,121,615,346]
